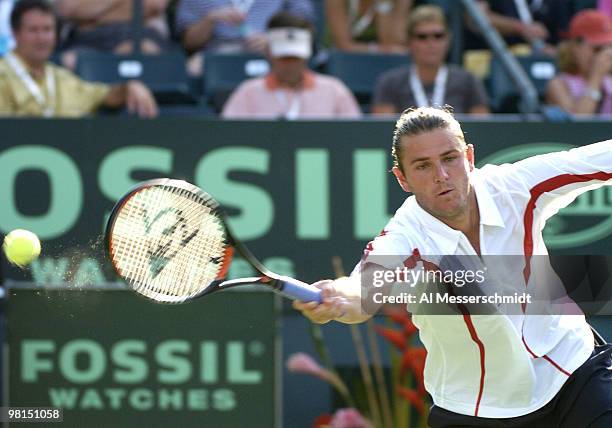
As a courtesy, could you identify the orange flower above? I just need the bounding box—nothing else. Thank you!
[397,386,426,416]
[404,318,418,337]
[400,348,424,376]
[400,348,427,392]
[384,307,418,338]
[312,414,333,427]
[375,325,406,350]
[385,307,410,326]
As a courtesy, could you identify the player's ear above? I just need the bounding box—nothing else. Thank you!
[392,166,412,193]
[466,144,475,171]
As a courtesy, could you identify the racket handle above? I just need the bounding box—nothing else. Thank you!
[276,276,323,303]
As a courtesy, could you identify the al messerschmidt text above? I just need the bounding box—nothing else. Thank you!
[372,292,532,305]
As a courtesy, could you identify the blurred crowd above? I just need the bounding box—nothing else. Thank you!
[0,0,611,119]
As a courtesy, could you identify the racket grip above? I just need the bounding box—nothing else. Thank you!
[276,276,323,303]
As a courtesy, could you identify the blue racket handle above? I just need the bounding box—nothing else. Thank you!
[276,276,323,303]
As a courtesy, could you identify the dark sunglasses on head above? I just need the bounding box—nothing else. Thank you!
[412,31,447,41]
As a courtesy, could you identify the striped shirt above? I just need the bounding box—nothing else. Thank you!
[175,0,315,51]
[559,72,612,115]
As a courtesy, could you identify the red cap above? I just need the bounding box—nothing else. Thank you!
[565,9,612,45]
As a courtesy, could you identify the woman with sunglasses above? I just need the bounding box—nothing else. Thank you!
[372,5,490,115]
[546,9,612,116]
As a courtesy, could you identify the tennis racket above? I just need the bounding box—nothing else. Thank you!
[106,178,322,304]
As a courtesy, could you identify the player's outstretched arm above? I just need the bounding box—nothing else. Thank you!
[506,140,612,220]
[293,276,373,325]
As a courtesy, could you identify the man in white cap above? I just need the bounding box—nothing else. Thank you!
[222,12,361,119]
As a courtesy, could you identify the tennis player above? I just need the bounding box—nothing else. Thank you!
[294,107,612,427]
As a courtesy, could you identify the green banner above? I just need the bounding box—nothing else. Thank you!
[5,289,278,427]
[0,119,611,286]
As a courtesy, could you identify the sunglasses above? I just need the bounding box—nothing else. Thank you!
[412,32,447,41]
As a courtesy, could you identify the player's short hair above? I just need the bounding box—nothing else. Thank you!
[392,106,466,172]
[11,0,55,31]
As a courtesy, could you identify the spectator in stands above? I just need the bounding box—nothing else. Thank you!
[324,0,412,53]
[546,9,612,115]
[0,0,158,117]
[176,0,314,54]
[464,0,571,52]
[56,0,171,56]
[371,5,489,115]
[222,12,361,119]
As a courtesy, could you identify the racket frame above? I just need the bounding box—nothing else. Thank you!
[106,178,308,301]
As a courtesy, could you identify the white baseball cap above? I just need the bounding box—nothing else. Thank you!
[267,27,312,59]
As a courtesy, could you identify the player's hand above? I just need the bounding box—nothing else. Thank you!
[208,7,246,25]
[126,81,158,119]
[293,280,348,324]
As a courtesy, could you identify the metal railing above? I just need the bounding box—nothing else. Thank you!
[460,0,540,114]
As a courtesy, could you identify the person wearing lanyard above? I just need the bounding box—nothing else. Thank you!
[0,0,158,118]
[221,12,361,119]
[371,5,490,115]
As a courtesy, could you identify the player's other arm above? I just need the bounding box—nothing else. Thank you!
[511,140,611,213]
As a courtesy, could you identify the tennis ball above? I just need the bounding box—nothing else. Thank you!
[3,229,41,267]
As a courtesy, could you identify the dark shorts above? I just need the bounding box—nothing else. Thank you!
[428,344,612,428]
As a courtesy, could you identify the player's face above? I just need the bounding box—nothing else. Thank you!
[13,9,56,65]
[392,128,475,220]
[408,21,450,68]
[271,57,307,87]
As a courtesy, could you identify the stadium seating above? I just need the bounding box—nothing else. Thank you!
[202,52,270,113]
[325,50,410,108]
[488,54,557,113]
[75,50,196,105]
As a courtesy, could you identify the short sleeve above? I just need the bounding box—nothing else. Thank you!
[55,67,110,116]
[221,81,251,118]
[0,69,15,115]
[372,70,399,107]
[332,79,362,118]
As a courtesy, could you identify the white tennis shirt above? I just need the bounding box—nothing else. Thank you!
[352,140,612,418]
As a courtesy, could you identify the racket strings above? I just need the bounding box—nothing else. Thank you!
[110,185,230,302]
[154,186,224,299]
[162,185,223,299]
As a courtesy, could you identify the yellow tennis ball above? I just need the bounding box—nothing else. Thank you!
[3,229,41,267]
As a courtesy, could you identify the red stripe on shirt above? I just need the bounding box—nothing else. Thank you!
[409,250,487,416]
[522,172,612,373]
[443,282,486,416]
[461,311,486,416]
